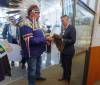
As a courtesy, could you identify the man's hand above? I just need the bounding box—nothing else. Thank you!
[46,36,54,41]
[45,33,50,37]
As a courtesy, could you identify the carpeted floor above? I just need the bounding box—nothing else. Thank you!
[7,53,86,85]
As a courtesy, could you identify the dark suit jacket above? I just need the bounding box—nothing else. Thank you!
[61,24,76,56]
[2,24,18,44]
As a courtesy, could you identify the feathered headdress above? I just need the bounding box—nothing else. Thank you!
[19,0,40,18]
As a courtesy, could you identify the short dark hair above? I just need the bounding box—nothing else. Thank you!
[61,15,69,19]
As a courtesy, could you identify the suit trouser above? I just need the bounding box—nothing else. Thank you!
[60,54,73,83]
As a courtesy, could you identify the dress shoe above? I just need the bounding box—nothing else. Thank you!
[11,61,15,67]
[21,64,26,69]
[58,78,67,81]
[36,77,46,81]
[65,81,70,85]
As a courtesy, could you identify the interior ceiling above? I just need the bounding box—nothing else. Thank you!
[0,0,23,15]
[40,0,61,12]
[0,0,23,8]
[0,0,60,16]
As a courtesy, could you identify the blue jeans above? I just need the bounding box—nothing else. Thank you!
[27,56,41,85]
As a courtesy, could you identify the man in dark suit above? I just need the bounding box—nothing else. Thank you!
[59,15,76,85]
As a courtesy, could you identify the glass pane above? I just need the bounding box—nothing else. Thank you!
[80,0,97,11]
[70,4,95,85]
[40,0,62,67]
[88,0,96,11]
[64,0,73,23]
[64,0,73,16]
[63,1,94,85]
[81,0,87,4]
[75,4,94,48]
[40,0,62,32]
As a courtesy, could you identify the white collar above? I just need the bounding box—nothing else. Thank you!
[63,24,69,31]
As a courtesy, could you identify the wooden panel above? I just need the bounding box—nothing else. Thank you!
[87,46,100,85]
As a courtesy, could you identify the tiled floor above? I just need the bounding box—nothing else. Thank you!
[94,81,100,85]
[6,52,86,85]
[0,43,86,85]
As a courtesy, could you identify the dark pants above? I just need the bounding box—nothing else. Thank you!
[21,57,27,65]
[0,55,11,81]
[12,38,18,44]
[60,53,73,83]
[21,54,27,65]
